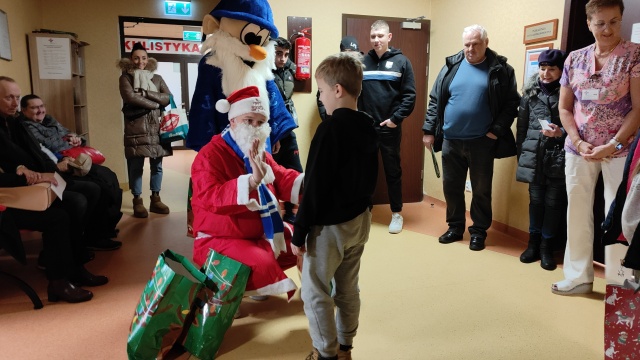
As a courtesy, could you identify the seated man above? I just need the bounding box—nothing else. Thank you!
[191,86,303,299]
[0,76,108,303]
[0,77,120,252]
[20,94,123,242]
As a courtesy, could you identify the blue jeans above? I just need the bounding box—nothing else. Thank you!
[528,180,567,240]
[127,157,163,196]
[442,136,496,237]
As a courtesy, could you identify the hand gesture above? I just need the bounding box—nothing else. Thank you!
[248,138,268,184]
[57,158,72,173]
[36,172,58,186]
[541,124,563,138]
[272,140,281,154]
[17,166,40,185]
[422,134,435,149]
[380,119,397,128]
[291,244,306,256]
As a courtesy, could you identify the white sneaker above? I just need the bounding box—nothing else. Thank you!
[389,213,403,234]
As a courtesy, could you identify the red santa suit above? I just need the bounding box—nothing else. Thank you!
[191,134,303,299]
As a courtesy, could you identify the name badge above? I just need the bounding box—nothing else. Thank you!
[583,88,600,101]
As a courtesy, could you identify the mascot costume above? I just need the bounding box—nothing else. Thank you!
[187,0,296,151]
[186,0,296,238]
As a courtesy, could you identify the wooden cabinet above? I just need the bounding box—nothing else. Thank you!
[27,33,89,136]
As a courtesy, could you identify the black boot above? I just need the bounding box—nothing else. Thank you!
[520,233,541,263]
[540,238,557,271]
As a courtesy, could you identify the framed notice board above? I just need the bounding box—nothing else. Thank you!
[0,9,11,61]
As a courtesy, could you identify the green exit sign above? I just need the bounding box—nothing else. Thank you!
[165,1,191,16]
[183,31,202,42]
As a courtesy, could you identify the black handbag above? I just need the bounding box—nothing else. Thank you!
[543,145,565,178]
[121,103,151,121]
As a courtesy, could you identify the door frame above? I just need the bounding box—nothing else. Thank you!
[342,14,431,205]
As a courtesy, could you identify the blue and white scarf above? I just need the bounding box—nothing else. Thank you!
[222,127,285,256]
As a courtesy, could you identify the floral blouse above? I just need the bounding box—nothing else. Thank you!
[560,40,640,157]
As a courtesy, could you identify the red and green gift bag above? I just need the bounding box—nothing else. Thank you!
[126,250,217,360]
[604,284,640,358]
[182,249,250,360]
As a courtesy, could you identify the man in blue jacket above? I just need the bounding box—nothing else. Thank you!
[422,24,519,251]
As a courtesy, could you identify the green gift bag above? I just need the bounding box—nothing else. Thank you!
[182,249,251,360]
[127,250,217,360]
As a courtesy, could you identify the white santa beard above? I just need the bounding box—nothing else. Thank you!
[230,121,271,157]
[203,30,275,113]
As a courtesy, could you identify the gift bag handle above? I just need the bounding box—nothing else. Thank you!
[162,249,217,291]
[169,95,177,110]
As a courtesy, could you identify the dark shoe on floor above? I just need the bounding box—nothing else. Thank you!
[47,279,93,303]
[283,212,296,224]
[469,236,486,251]
[70,266,109,287]
[439,230,463,244]
[86,238,122,251]
[149,194,170,214]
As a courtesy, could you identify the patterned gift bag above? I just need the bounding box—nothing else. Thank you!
[127,250,216,360]
[604,284,640,359]
[182,249,250,360]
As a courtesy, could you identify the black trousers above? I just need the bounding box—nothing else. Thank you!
[377,125,403,213]
[442,137,496,237]
[9,188,90,280]
[529,179,567,241]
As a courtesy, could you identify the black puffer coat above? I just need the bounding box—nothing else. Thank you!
[117,58,172,159]
[515,74,565,183]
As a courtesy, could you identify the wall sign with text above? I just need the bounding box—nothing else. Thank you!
[523,19,558,45]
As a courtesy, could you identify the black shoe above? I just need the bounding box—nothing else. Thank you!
[70,267,109,287]
[86,238,122,251]
[469,236,486,251]
[439,231,463,244]
[47,279,93,303]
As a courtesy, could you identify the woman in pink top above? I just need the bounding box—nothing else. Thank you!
[552,0,640,295]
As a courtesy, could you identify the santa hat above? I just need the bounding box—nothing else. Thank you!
[216,86,269,120]
[211,0,278,38]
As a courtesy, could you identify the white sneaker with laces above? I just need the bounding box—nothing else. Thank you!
[389,213,403,234]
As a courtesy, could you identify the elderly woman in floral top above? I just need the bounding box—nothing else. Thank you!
[552,0,640,296]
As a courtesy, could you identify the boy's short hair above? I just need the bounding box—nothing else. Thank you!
[315,52,364,98]
[275,37,291,49]
[371,20,390,33]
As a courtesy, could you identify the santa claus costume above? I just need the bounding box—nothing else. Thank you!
[191,86,303,299]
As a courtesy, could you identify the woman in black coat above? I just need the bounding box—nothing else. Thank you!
[515,49,567,271]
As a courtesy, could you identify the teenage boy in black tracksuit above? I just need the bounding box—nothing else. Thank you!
[358,20,416,234]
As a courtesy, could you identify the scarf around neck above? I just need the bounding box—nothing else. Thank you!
[130,69,157,92]
[222,127,285,257]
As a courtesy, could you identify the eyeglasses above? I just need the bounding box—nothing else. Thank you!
[28,104,45,110]
[591,19,621,31]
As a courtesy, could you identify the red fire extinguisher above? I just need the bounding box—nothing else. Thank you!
[294,28,311,80]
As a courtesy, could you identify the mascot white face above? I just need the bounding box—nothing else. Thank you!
[201,16,276,102]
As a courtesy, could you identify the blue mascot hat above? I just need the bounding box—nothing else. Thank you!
[211,0,279,39]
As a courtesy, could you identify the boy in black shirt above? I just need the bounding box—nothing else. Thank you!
[291,52,378,360]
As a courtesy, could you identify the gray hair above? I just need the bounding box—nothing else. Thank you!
[462,24,488,41]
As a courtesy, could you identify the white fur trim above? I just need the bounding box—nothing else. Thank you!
[290,173,304,205]
[216,99,230,113]
[262,164,275,184]
[227,97,268,120]
[244,277,298,298]
[237,174,261,211]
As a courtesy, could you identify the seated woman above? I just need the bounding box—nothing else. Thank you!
[20,94,123,244]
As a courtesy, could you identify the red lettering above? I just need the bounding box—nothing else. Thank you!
[125,41,132,51]
[156,42,163,52]
[181,43,190,52]
[192,44,200,53]
[173,43,180,52]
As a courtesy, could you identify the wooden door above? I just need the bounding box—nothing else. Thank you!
[343,15,431,205]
